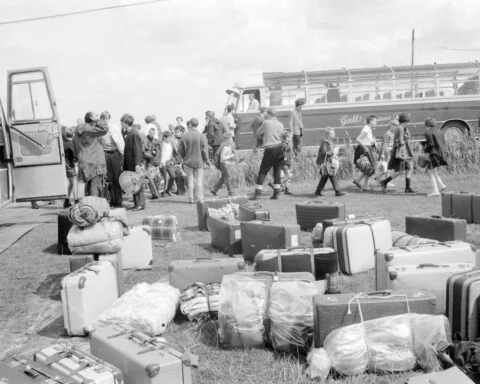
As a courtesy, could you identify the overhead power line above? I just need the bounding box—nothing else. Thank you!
[0,0,168,26]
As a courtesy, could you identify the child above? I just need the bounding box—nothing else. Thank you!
[210,130,236,196]
[63,127,78,208]
[377,117,398,187]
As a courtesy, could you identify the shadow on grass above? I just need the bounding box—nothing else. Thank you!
[184,226,200,232]
[197,243,217,253]
[42,243,59,255]
[35,273,67,301]
[36,315,65,338]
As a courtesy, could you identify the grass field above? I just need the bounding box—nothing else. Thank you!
[1,172,480,383]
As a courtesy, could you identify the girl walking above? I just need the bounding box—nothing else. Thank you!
[315,127,345,196]
[423,117,448,196]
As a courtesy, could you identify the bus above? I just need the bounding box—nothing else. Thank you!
[0,67,67,208]
[226,61,480,149]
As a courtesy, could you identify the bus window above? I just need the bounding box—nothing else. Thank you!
[11,72,53,121]
[281,85,305,106]
[240,89,261,112]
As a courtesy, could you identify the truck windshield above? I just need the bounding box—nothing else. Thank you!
[225,91,239,112]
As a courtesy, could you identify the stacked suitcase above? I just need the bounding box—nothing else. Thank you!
[442,191,480,224]
[208,216,242,256]
[0,358,74,383]
[405,215,467,242]
[238,203,270,222]
[295,200,345,231]
[196,195,249,231]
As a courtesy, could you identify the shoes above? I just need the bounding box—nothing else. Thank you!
[165,191,173,197]
[31,202,39,209]
[63,199,72,208]
[405,188,415,194]
[314,190,322,196]
[46,200,56,205]
[389,182,396,187]
[150,196,159,200]
[353,180,362,190]
[210,190,217,197]
[284,188,293,195]
[251,188,262,201]
[379,180,387,193]
[427,192,440,197]
[439,185,447,192]
[335,191,345,196]
[131,205,145,211]
[160,192,165,197]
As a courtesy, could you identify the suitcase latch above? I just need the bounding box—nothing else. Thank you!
[137,345,166,355]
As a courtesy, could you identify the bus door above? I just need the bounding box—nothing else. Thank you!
[7,67,67,202]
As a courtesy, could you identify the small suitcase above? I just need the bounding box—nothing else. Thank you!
[332,219,392,275]
[254,247,338,280]
[168,257,245,291]
[61,261,118,336]
[197,195,249,231]
[406,215,467,242]
[0,357,75,383]
[238,203,270,222]
[446,269,480,341]
[34,342,124,384]
[406,366,474,384]
[392,231,438,247]
[313,289,437,347]
[295,200,345,231]
[375,241,476,290]
[387,262,475,314]
[142,215,180,242]
[121,225,152,270]
[322,216,383,235]
[90,324,193,384]
[208,216,242,256]
[240,221,301,262]
[442,191,480,224]
[58,210,73,255]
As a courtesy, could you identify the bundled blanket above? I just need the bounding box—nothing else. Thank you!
[207,203,239,221]
[180,282,220,321]
[69,196,110,227]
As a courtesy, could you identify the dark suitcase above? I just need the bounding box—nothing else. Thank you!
[405,215,467,242]
[442,191,480,224]
[295,200,345,231]
[208,216,242,256]
[313,289,437,347]
[446,269,480,341]
[240,221,301,262]
[238,203,270,222]
[254,247,338,280]
[196,195,249,231]
[0,358,74,383]
[322,216,383,235]
[58,210,73,255]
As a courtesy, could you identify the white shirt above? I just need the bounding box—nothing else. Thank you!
[221,114,236,136]
[247,98,260,112]
[142,123,159,140]
[161,142,173,165]
[100,122,125,155]
[220,144,235,164]
[356,124,374,146]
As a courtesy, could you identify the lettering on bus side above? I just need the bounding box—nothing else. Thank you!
[339,114,395,127]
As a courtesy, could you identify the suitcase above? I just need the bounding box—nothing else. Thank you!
[0,358,75,383]
[58,210,73,255]
[142,215,180,242]
[406,215,467,242]
[313,289,437,347]
[90,324,193,384]
[254,247,338,280]
[240,221,301,262]
[333,219,392,275]
[238,203,270,222]
[34,342,123,384]
[392,231,438,247]
[322,216,383,235]
[387,262,475,314]
[121,225,152,270]
[406,366,474,384]
[446,269,480,341]
[61,261,119,336]
[68,252,124,296]
[295,200,346,231]
[109,207,127,223]
[442,191,480,224]
[168,257,245,291]
[375,241,476,290]
[208,216,242,256]
[197,195,249,231]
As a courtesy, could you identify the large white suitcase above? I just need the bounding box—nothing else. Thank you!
[121,225,152,270]
[325,219,392,275]
[34,342,123,384]
[376,241,476,290]
[61,261,118,336]
[387,262,475,314]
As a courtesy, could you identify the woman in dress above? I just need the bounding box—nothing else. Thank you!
[380,113,415,193]
[423,117,448,196]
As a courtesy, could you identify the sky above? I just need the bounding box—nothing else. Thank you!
[0,0,480,129]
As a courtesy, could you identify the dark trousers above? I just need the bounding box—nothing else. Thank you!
[293,134,302,155]
[316,175,340,193]
[133,188,145,207]
[85,174,104,197]
[160,164,176,193]
[212,163,234,195]
[105,151,123,206]
[256,145,284,186]
[211,145,220,159]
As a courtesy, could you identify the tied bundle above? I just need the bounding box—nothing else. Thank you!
[69,196,110,228]
[207,203,239,221]
[180,282,220,322]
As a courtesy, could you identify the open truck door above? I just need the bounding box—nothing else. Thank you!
[7,67,66,202]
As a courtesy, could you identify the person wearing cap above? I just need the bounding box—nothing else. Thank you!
[252,107,288,200]
[99,111,125,207]
[159,130,176,196]
[178,118,211,203]
[62,126,78,208]
[380,112,415,193]
[210,129,236,197]
[288,98,305,155]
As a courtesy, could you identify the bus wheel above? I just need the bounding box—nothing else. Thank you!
[441,121,468,143]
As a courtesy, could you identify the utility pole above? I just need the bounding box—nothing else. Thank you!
[411,28,415,66]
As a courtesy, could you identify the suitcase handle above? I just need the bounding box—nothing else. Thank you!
[417,263,440,268]
[363,290,392,297]
[194,258,215,262]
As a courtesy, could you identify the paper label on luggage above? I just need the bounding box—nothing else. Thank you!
[234,230,241,240]
[291,235,299,247]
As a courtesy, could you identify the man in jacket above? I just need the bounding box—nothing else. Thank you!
[122,114,145,210]
[288,98,305,155]
[178,118,211,203]
[76,111,109,197]
[252,107,267,150]
[252,107,287,200]
[143,127,162,199]
[205,110,224,160]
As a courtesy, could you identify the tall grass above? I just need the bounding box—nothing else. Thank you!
[204,138,480,189]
